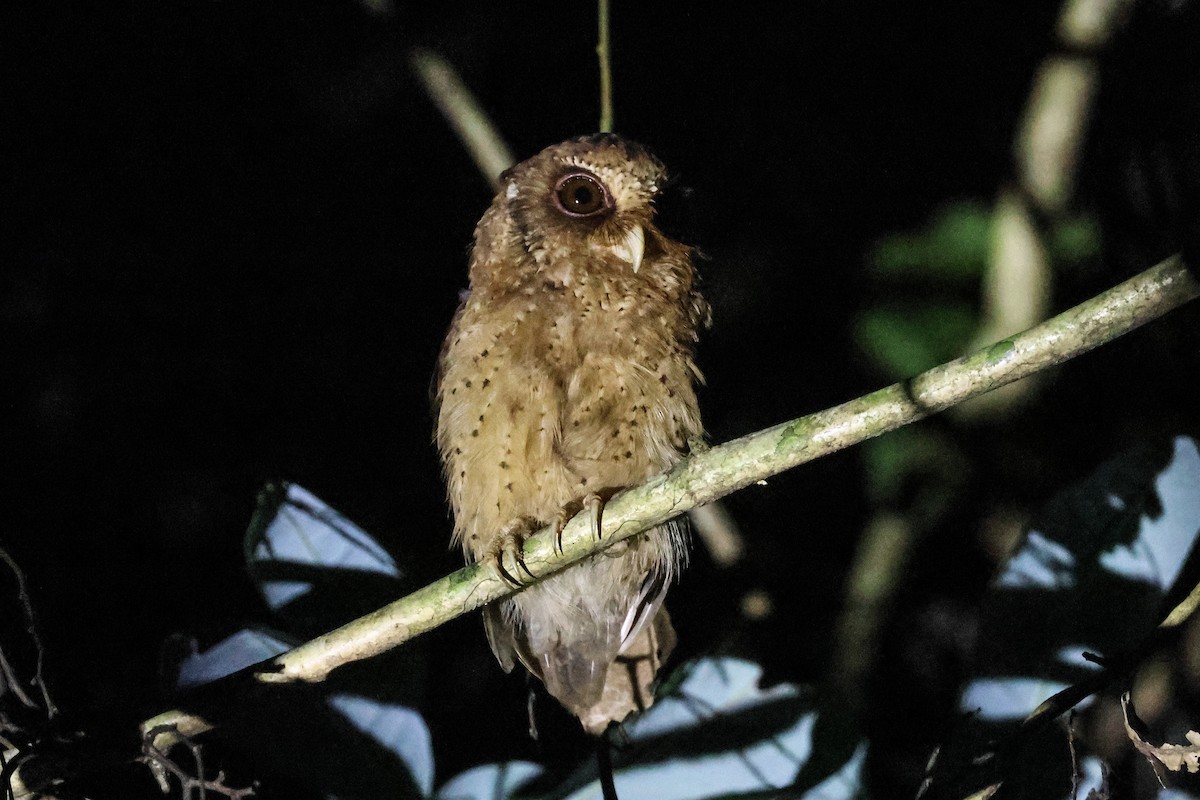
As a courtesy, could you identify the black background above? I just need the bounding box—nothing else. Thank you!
[5,1,1200,797]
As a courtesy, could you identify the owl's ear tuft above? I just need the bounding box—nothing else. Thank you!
[578,131,624,148]
[574,132,655,165]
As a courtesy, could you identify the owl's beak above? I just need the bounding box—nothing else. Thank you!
[611,224,645,273]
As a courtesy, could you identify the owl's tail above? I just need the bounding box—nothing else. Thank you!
[518,563,676,734]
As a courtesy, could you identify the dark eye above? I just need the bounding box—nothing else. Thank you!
[554,173,610,217]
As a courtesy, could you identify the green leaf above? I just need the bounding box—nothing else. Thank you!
[854,304,977,377]
[862,426,968,506]
[1048,215,1100,266]
[869,202,991,282]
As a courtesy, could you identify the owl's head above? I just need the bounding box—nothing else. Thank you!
[471,133,685,288]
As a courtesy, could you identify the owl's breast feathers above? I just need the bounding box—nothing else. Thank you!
[436,259,705,560]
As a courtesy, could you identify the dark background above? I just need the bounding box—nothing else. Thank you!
[5,1,1200,797]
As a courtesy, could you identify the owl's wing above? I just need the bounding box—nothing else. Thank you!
[617,569,669,656]
[482,604,519,673]
[429,289,472,419]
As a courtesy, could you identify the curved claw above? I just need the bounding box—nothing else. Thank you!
[495,556,523,588]
[585,493,604,542]
[495,547,536,587]
[552,504,581,556]
[515,551,536,581]
[553,514,568,557]
[552,492,608,556]
[489,515,539,587]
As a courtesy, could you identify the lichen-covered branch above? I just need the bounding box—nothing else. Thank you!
[266,254,1197,683]
[139,254,1197,744]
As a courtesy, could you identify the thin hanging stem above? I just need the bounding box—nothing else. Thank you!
[598,0,614,132]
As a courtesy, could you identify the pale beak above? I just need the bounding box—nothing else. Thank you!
[611,224,645,273]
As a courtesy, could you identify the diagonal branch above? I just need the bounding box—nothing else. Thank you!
[409,49,515,191]
[141,253,1198,743]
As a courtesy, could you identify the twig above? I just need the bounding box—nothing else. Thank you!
[1021,563,1200,735]
[0,546,56,719]
[141,253,1198,743]
[598,726,619,800]
[141,725,255,800]
[0,646,36,712]
[409,49,515,189]
[687,502,744,568]
[1067,710,1080,800]
[267,255,1195,684]
[826,513,917,710]
[597,0,614,132]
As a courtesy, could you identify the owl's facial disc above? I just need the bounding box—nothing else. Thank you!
[547,166,644,272]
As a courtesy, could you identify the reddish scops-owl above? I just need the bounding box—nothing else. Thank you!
[435,133,708,733]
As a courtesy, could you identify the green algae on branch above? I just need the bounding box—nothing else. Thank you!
[775,418,812,454]
[987,339,1016,362]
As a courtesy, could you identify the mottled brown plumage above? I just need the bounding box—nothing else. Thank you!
[435,133,708,733]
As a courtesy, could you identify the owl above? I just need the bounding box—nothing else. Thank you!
[435,133,709,733]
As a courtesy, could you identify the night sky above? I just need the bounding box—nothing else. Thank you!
[6,2,1200,797]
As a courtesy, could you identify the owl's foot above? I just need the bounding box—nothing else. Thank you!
[553,491,612,556]
[489,516,539,587]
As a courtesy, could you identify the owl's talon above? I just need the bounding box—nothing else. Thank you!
[585,493,604,542]
[553,511,569,557]
[552,492,608,556]
[489,516,539,588]
[495,557,522,588]
[516,552,536,581]
[494,546,534,587]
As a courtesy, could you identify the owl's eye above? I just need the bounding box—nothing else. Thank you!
[553,173,610,217]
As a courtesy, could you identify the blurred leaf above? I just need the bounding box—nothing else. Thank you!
[862,426,970,507]
[436,763,544,800]
[175,629,436,797]
[1077,756,1105,799]
[930,437,1200,800]
[854,304,977,377]
[1160,789,1200,800]
[176,627,293,689]
[963,436,1198,722]
[245,482,405,633]
[869,202,991,281]
[329,693,435,796]
[1048,215,1101,267]
[163,485,434,798]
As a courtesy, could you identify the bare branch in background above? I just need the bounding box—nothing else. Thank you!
[409,49,515,189]
[0,546,56,719]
